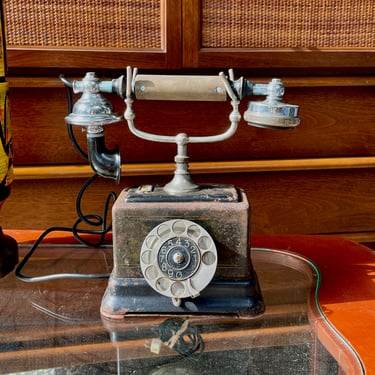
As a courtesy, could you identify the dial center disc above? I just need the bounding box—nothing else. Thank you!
[172,250,185,264]
[158,237,200,280]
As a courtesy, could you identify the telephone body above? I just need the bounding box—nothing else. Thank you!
[100,184,264,318]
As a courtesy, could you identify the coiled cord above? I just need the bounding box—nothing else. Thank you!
[15,77,117,282]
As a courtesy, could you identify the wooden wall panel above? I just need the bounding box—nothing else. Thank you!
[4,76,375,242]
[2,169,375,238]
[8,79,375,166]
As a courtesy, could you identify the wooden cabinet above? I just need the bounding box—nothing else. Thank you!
[3,0,181,73]
[4,0,374,73]
[1,1,375,244]
[182,0,375,72]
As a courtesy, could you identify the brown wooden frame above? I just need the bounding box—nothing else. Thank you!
[182,0,375,71]
[5,0,181,73]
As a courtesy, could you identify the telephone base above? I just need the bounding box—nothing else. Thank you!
[100,276,265,319]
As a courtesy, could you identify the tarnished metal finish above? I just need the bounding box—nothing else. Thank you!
[62,68,300,187]
[64,72,122,127]
[111,185,251,280]
[57,68,304,318]
[86,133,121,182]
[134,74,227,101]
[100,276,264,319]
[244,78,300,129]
[123,67,300,194]
[60,73,122,181]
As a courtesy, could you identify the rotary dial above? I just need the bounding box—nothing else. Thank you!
[140,219,217,301]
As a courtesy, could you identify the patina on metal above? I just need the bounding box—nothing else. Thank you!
[62,67,300,318]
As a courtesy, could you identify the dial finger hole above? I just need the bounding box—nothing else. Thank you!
[187,224,201,239]
[170,282,185,297]
[198,235,212,250]
[145,235,158,249]
[141,250,155,265]
[202,251,216,266]
[156,277,170,292]
[172,220,186,234]
[157,224,171,238]
[145,265,159,281]
[189,278,205,297]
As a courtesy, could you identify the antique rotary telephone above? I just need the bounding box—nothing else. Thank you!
[62,67,300,318]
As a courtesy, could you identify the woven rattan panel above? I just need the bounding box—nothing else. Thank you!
[4,0,161,49]
[202,0,375,48]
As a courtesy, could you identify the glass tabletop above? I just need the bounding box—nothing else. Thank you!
[0,244,363,374]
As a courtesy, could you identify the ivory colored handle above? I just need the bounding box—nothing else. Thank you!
[134,74,227,101]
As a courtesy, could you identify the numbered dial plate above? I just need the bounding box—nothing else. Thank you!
[140,219,217,299]
[158,236,201,281]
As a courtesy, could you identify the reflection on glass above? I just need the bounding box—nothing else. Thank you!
[0,245,364,374]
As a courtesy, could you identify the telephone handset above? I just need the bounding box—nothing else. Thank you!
[62,67,300,318]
